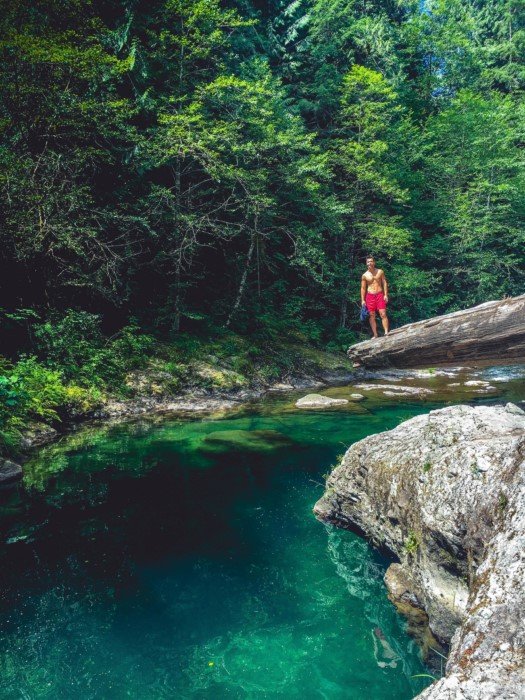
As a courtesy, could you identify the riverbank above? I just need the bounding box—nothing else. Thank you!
[6,345,359,463]
[8,361,524,487]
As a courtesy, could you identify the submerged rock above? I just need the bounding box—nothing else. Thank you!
[201,429,294,453]
[314,403,525,699]
[295,394,349,408]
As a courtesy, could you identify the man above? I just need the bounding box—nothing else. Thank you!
[361,255,389,337]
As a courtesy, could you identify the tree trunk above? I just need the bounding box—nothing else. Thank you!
[340,297,348,328]
[226,234,256,328]
[348,295,525,368]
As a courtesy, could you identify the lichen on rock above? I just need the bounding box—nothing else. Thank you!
[314,403,525,699]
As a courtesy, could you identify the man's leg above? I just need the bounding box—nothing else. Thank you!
[369,311,378,338]
[379,310,389,335]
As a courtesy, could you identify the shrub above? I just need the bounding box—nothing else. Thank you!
[0,357,67,454]
[404,531,420,555]
[34,310,104,378]
[326,328,360,353]
[34,311,156,390]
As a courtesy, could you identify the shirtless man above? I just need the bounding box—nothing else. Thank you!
[361,255,389,337]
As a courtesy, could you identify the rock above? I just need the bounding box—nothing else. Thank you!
[505,402,525,416]
[314,404,525,699]
[353,383,434,396]
[291,378,325,390]
[20,422,58,449]
[349,393,365,401]
[0,459,23,486]
[269,382,295,392]
[201,429,294,453]
[384,564,446,666]
[295,394,349,408]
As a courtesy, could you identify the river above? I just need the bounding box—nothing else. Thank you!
[1,366,524,699]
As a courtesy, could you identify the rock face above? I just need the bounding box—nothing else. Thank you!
[348,294,525,368]
[0,459,23,486]
[295,394,348,408]
[314,403,525,699]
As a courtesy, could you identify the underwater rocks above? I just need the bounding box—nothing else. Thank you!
[0,459,22,487]
[201,429,294,453]
[295,394,349,408]
[314,403,525,699]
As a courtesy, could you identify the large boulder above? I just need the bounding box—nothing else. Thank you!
[314,403,525,699]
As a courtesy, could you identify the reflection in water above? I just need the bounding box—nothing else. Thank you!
[325,527,413,677]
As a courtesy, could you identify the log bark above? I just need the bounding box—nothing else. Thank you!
[348,294,525,368]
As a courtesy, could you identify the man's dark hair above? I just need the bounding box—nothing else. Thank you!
[366,254,375,261]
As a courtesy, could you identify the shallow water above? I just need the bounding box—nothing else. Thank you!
[1,367,523,699]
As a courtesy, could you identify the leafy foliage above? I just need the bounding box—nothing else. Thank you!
[0,0,524,453]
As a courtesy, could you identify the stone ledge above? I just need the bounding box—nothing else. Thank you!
[314,403,525,699]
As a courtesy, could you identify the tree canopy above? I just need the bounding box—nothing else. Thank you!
[0,0,523,344]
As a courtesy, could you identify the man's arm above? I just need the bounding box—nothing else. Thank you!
[361,276,367,306]
[381,271,389,302]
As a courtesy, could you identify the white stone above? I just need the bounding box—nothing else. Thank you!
[295,394,348,408]
[354,383,434,395]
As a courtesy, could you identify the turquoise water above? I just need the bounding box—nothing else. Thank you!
[2,373,522,700]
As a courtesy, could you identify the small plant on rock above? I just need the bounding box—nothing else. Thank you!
[404,531,420,555]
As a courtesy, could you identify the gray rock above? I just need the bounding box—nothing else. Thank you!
[0,459,22,486]
[295,394,349,408]
[349,393,365,401]
[314,404,525,699]
[505,402,525,416]
[20,423,58,449]
[291,378,325,390]
[353,383,434,396]
[269,382,295,392]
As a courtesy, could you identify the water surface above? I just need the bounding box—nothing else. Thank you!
[1,368,523,699]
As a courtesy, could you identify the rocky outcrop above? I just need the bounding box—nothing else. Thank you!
[348,294,525,368]
[314,403,525,699]
[0,459,23,486]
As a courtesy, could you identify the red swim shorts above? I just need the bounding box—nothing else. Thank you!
[365,292,387,312]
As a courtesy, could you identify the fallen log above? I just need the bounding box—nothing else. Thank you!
[347,294,525,368]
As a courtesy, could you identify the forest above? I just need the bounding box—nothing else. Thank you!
[1,0,524,452]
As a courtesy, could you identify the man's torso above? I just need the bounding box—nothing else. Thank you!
[363,269,384,294]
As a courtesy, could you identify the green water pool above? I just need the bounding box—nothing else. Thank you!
[1,370,523,699]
